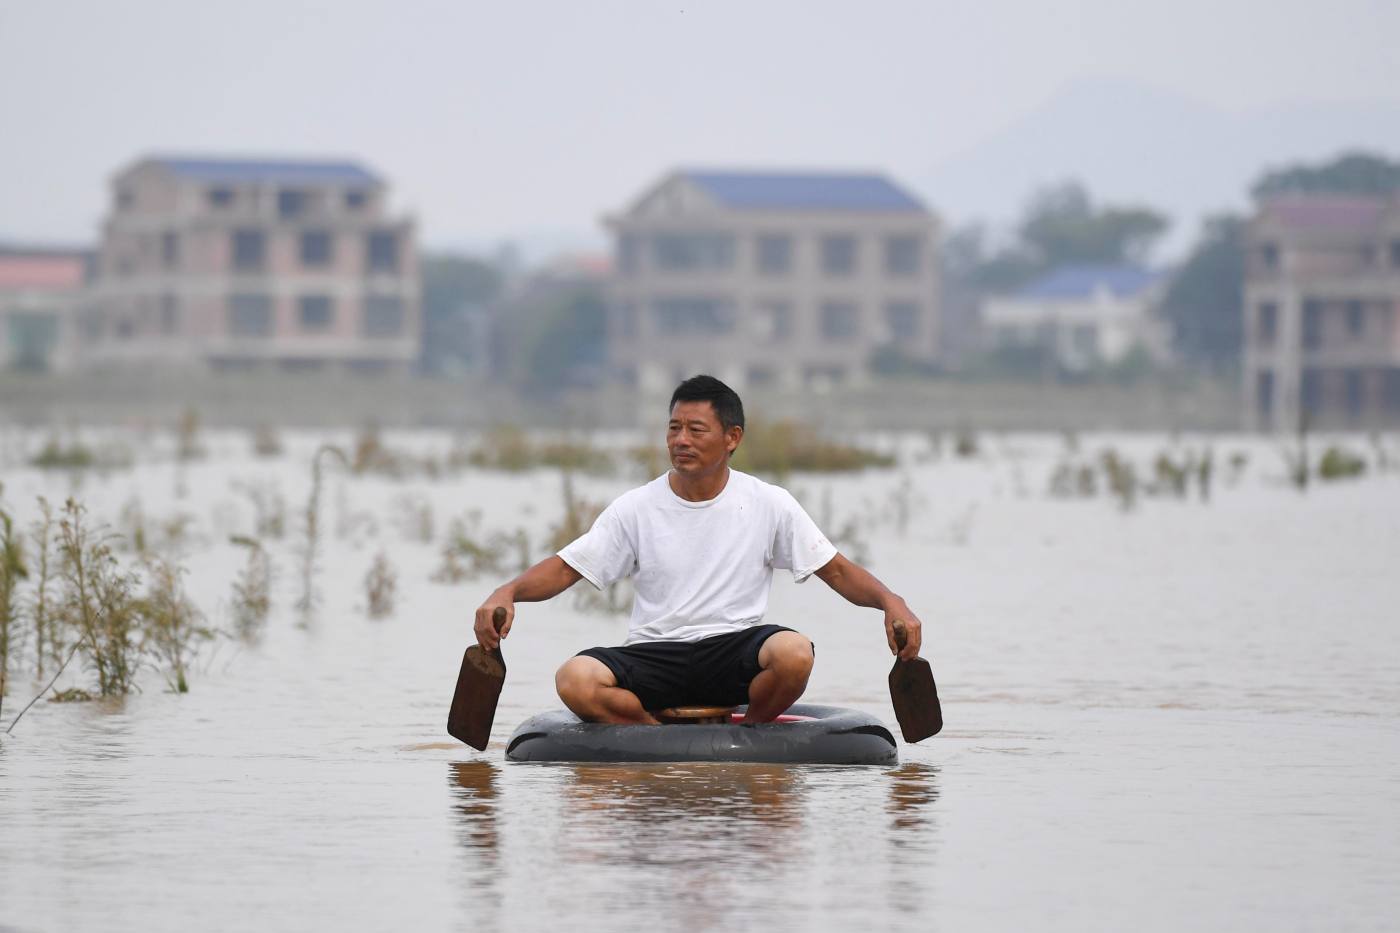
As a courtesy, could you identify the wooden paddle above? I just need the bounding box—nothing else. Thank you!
[448,607,508,750]
[889,619,942,742]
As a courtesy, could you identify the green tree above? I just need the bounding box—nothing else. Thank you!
[948,181,1170,295]
[1158,215,1245,368]
[1252,151,1400,199]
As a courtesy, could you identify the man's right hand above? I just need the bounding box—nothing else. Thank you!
[473,594,514,651]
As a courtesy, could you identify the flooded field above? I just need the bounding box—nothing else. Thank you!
[0,426,1397,932]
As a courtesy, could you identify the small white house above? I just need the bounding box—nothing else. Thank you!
[982,264,1170,371]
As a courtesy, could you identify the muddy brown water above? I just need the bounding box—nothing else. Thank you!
[0,431,1397,932]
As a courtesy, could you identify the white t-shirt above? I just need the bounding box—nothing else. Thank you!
[558,469,837,644]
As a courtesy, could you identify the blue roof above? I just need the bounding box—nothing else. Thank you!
[1017,264,1164,300]
[149,157,380,186]
[681,170,925,212]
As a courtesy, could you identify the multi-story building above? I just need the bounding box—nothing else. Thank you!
[89,156,420,372]
[0,245,92,373]
[604,169,940,393]
[1243,195,1400,430]
[981,264,1170,373]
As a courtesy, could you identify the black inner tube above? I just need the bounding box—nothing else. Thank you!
[504,703,898,765]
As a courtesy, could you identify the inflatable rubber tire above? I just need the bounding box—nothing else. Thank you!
[505,703,898,765]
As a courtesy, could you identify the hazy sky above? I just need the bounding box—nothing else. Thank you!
[2,0,1398,253]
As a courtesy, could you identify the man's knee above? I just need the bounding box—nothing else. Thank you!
[761,631,815,681]
[555,655,615,704]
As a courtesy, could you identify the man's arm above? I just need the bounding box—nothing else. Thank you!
[813,552,923,660]
[473,555,583,650]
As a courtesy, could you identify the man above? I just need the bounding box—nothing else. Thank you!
[472,374,923,724]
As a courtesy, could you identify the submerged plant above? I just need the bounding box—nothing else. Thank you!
[0,487,30,705]
[175,408,206,463]
[251,424,284,459]
[433,511,514,583]
[364,551,397,619]
[137,557,211,693]
[732,420,895,481]
[229,535,272,643]
[234,479,286,539]
[29,498,59,677]
[56,499,141,697]
[1318,446,1366,481]
[297,444,349,617]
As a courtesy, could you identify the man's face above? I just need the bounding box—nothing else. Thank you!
[667,401,741,477]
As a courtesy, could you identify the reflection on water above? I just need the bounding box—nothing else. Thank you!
[445,762,943,932]
[887,762,940,841]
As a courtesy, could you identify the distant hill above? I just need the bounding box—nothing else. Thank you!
[924,77,1400,257]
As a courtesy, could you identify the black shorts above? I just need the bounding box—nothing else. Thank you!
[577,624,811,711]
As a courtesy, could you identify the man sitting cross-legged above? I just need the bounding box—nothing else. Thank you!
[472,374,924,724]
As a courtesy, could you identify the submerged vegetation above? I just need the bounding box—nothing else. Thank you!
[732,420,895,481]
[2,418,1396,733]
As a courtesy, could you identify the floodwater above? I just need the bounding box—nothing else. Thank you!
[0,429,1397,932]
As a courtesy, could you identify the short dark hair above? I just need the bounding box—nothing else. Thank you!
[669,374,745,432]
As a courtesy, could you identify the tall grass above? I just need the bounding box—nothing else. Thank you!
[364,551,397,619]
[0,487,29,708]
[56,499,141,697]
[29,498,58,677]
[297,444,349,617]
[229,535,272,642]
[731,420,895,482]
[137,557,211,693]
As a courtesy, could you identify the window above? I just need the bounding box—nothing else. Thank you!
[1256,370,1274,418]
[756,235,792,275]
[884,236,921,276]
[1257,302,1277,344]
[820,301,859,339]
[651,297,733,335]
[1345,370,1363,417]
[300,230,333,267]
[1300,370,1321,414]
[161,231,179,268]
[160,294,179,334]
[1392,240,1400,267]
[1260,242,1279,270]
[1347,300,1365,338]
[753,300,791,341]
[363,296,404,337]
[746,365,776,387]
[116,188,135,210]
[278,189,307,218]
[1361,244,1377,267]
[232,229,265,271]
[208,187,234,209]
[228,293,273,337]
[821,235,857,276]
[1302,299,1323,350]
[345,189,368,210]
[884,301,919,340]
[652,233,734,271]
[299,295,334,330]
[367,231,399,273]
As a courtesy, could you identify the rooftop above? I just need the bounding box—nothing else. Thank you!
[680,170,926,212]
[1257,195,1394,232]
[143,156,381,186]
[0,252,89,290]
[1016,264,1165,301]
